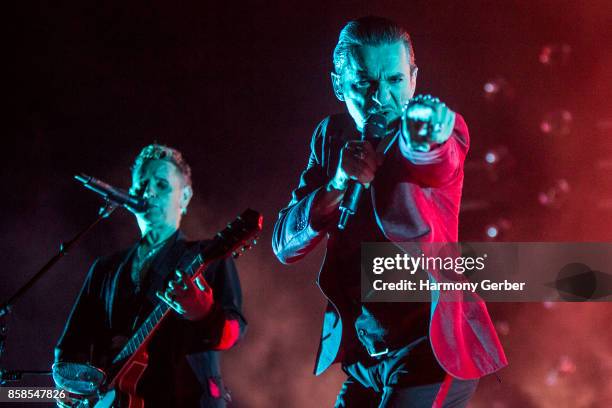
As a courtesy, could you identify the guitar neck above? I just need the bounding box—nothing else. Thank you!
[112,253,206,364]
[112,303,167,364]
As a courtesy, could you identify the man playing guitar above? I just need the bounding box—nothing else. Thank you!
[54,144,247,407]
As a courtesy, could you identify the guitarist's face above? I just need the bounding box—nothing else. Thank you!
[131,159,193,235]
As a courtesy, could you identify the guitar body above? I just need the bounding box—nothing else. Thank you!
[93,348,148,408]
[114,349,148,408]
[57,210,263,408]
[92,390,116,408]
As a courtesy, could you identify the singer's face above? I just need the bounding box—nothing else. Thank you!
[131,160,192,234]
[333,41,417,132]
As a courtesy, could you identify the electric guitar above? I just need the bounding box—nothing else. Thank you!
[53,209,263,408]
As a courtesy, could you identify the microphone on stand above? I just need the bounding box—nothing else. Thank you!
[74,174,148,213]
[338,113,387,230]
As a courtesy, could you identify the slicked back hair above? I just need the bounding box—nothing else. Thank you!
[333,16,416,74]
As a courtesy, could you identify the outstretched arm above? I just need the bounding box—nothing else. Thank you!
[395,97,469,187]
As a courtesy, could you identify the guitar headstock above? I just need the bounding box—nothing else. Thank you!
[202,209,263,262]
[232,236,259,259]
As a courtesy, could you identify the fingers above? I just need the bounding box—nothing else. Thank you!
[428,99,453,143]
[341,141,380,184]
[428,105,455,144]
[163,273,214,320]
[173,270,190,291]
[156,289,183,313]
[156,270,214,321]
[436,108,456,143]
[402,95,455,148]
[404,116,433,152]
[343,158,376,183]
[194,276,211,292]
[158,270,210,301]
[156,270,197,311]
[345,141,377,168]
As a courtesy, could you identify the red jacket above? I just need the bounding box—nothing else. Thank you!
[273,112,508,379]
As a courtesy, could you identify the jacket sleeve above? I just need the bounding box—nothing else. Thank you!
[272,117,333,264]
[395,113,470,187]
[181,255,247,352]
[54,259,106,364]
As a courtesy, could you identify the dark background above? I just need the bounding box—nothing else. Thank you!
[4,1,612,406]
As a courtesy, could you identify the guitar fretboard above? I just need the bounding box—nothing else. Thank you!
[112,253,205,364]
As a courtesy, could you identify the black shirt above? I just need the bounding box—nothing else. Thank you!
[55,231,246,407]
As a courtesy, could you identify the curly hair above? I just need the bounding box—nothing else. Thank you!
[131,144,192,186]
[333,16,416,74]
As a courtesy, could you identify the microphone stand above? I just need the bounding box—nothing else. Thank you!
[0,200,119,385]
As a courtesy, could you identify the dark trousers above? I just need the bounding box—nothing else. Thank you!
[335,337,478,408]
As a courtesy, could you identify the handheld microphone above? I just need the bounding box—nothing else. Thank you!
[338,113,387,230]
[74,174,148,213]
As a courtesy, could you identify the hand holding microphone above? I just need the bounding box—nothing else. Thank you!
[401,94,455,152]
[331,140,382,191]
[337,113,387,229]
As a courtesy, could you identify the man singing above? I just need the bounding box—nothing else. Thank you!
[273,16,507,407]
[55,144,246,407]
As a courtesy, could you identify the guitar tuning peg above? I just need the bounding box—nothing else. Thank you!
[232,251,240,259]
[252,239,258,245]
